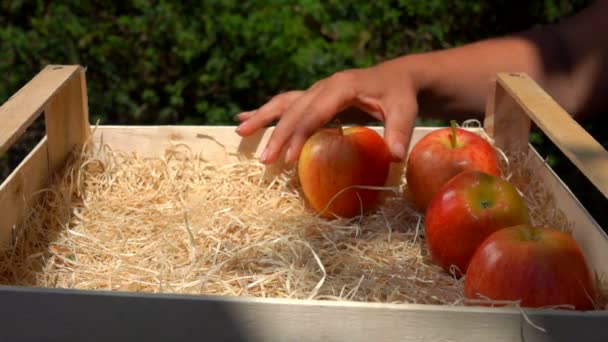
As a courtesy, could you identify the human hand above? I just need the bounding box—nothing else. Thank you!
[235,59,421,165]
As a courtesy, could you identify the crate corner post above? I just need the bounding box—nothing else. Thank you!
[483,72,532,154]
[44,64,92,173]
[0,64,92,249]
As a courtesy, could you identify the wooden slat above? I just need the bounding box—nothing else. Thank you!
[91,125,443,157]
[0,287,606,342]
[0,65,83,155]
[488,72,608,198]
[0,138,49,248]
[525,147,608,278]
[90,125,445,189]
[44,68,91,172]
[227,296,607,342]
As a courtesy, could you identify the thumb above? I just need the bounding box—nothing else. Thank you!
[383,100,417,162]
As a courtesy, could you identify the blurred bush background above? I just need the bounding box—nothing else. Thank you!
[1,0,605,227]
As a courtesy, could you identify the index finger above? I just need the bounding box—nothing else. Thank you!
[260,72,361,164]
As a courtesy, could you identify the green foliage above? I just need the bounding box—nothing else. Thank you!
[0,1,605,227]
[0,0,591,126]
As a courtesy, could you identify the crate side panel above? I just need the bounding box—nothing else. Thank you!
[91,125,439,188]
[0,138,50,247]
[92,125,439,158]
[525,146,608,277]
[0,287,607,342]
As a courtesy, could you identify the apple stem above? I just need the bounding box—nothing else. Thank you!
[335,119,344,136]
[528,227,541,241]
[518,226,541,242]
[450,120,458,148]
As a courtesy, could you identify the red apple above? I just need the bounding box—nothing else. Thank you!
[424,170,530,276]
[298,125,392,219]
[406,121,500,212]
[465,224,597,310]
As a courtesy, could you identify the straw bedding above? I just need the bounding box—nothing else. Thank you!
[0,124,606,309]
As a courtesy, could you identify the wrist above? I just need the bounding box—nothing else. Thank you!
[402,53,439,94]
[375,53,437,94]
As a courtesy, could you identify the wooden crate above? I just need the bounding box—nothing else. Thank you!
[0,65,607,342]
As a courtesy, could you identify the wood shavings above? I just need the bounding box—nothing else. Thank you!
[0,143,462,304]
[0,131,605,309]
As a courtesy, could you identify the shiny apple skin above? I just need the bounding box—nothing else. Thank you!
[297,126,391,219]
[406,127,500,212]
[424,171,530,276]
[465,224,596,310]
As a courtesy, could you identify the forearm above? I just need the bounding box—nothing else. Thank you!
[391,1,607,122]
[405,31,561,119]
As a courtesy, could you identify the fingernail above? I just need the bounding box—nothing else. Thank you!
[260,148,269,163]
[285,147,294,163]
[390,142,405,160]
[234,111,249,121]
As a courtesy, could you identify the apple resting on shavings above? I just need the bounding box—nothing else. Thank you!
[0,124,604,310]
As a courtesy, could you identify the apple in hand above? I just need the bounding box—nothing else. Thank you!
[424,170,530,276]
[298,124,392,219]
[465,224,596,310]
[406,121,500,212]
